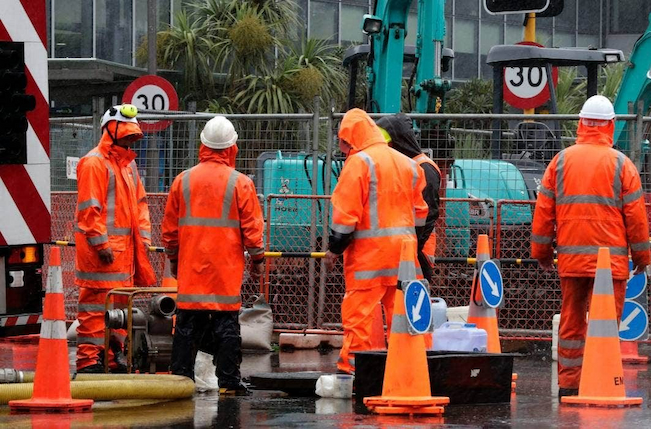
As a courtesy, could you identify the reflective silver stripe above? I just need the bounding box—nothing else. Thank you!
[391,314,411,334]
[179,218,240,228]
[558,338,584,349]
[356,152,379,230]
[623,188,643,205]
[78,303,106,313]
[398,260,417,280]
[221,170,240,219]
[76,270,131,282]
[613,152,625,205]
[105,162,132,236]
[593,269,614,294]
[87,234,109,246]
[557,195,620,207]
[556,246,628,256]
[129,161,139,188]
[556,151,565,198]
[77,336,105,345]
[247,247,265,256]
[539,185,555,199]
[354,226,415,239]
[40,320,67,340]
[587,319,619,338]
[45,266,63,294]
[415,216,426,227]
[139,230,151,240]
[631,241,650,252]
[78,198,102,211]
[177,294,241,304]
[182,170,192,216]
[532,234,553,244]
[85,151,103,159]
[354,268,399,281]
[332,222,355,234]
[558,356,583,367]
[411,160,418,189]
[75,225,86,234]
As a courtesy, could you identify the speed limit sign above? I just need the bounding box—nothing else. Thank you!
[123,75,179,132]
[503,42,558,110]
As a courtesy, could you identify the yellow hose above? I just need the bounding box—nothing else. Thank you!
[0,375,195,405]
[13,371,188,384]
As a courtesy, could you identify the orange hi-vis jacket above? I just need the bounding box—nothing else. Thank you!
[75,127,154,289]
[162,144,264,311]
[414,153,441,265]
[532,121,651,280]
[331,109,429,289]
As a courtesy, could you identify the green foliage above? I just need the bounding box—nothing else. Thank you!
[600,62,626,102]
[446,79,495,114]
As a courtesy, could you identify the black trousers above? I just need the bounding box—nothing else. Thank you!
[418,249,434,285]
[170,309,242,388]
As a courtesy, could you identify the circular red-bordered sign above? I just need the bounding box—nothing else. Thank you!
[503,41,559,110]
[123,75,179,132]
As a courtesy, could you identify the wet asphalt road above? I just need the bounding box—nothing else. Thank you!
[2,348,651,428]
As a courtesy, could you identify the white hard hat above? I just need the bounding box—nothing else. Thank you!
[200,116,238,149]
[579,95,615,121]
[100,104,139,129]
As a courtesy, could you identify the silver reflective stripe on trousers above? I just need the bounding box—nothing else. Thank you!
[391,313,411,334]
[105,162,132,236]
[77,336,105,345]
[587,319,619,338]
[40,320,67,340]
[177,294,241,304]
[556,246,628,256]
[558,356,583,367]
[179,169,241,228]
[76,270,131,282]
[78,303,107,313]
[531,234,553,244]
[558,338,584,349]
[354,268,400,281]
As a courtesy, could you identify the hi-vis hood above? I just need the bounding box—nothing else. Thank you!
[575,119,614,147]
[199,143,238,167]
[338,108,387,153]
[376,113,421,158]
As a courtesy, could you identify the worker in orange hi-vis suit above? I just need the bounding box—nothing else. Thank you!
[531,95,650,400]
[75,104,156,373]
[162,116,265,395]
[324,108,429,375]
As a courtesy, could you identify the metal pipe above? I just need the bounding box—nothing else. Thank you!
[307,99,320,328]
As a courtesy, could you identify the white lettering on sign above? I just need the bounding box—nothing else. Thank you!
[131,85,170,112]
[66,157,79,180]
[504,66,548,99]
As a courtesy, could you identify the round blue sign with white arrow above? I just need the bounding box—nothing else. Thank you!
[404,280,432,335]
[619,300,648,341]
[479,260,504,308]
[626,260,647,300]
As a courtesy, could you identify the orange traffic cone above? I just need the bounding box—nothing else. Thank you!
[467,234,501,353]
[10,247,94,413]
[562,247,643,406]
[620,341,649,365]
[369,302,386,350]
[364,238,449,415]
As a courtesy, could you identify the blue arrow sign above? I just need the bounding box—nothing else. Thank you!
[403,280,432,335]
[619,300,648,341]
[479,260,504,308]
[627,261,647,300]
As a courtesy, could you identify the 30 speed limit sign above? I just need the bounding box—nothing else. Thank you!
[503,42,558,110]
[123,75,179,132]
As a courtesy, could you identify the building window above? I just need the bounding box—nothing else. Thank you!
[96,0,133,65]
[454,19,478,79]
[554,31,575,48]
[53,0,93,58]
[480,22,502,78]
[554,0,576,30]
[455,0,479,17]
[505,25,523,44]
[610,0,650,34]
[341,4,367,45]
[310,0,338,43]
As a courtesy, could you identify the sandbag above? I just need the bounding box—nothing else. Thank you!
[239,295,273,351]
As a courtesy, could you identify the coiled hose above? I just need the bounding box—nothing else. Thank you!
[0,371,195,404]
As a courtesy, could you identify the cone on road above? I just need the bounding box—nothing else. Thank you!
[467,234,501,353]
[363,238,449,415]
[369,302,386,350]
[562,247,643,407]
[620,341,649,365]
[10,247,94,413]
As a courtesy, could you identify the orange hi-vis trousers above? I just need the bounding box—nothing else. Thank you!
[76,287,128,371]
[558,277,626,389]
[338,285,396,374]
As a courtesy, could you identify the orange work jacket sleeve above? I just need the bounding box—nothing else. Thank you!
[620,160,651,268]
[162,178,181,260]
[413,164,428,228]
[236,178,265,258]
[331,156,368,234]
[531,156,557,263]
[134,167,152,246]
[76,156,110,251]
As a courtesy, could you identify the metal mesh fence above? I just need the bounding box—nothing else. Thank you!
[49,111,651,336]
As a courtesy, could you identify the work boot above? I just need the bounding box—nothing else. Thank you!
[77,363,104,374]
[110,340,128,373]
[219,382,251,396]
[558,388,579,400]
